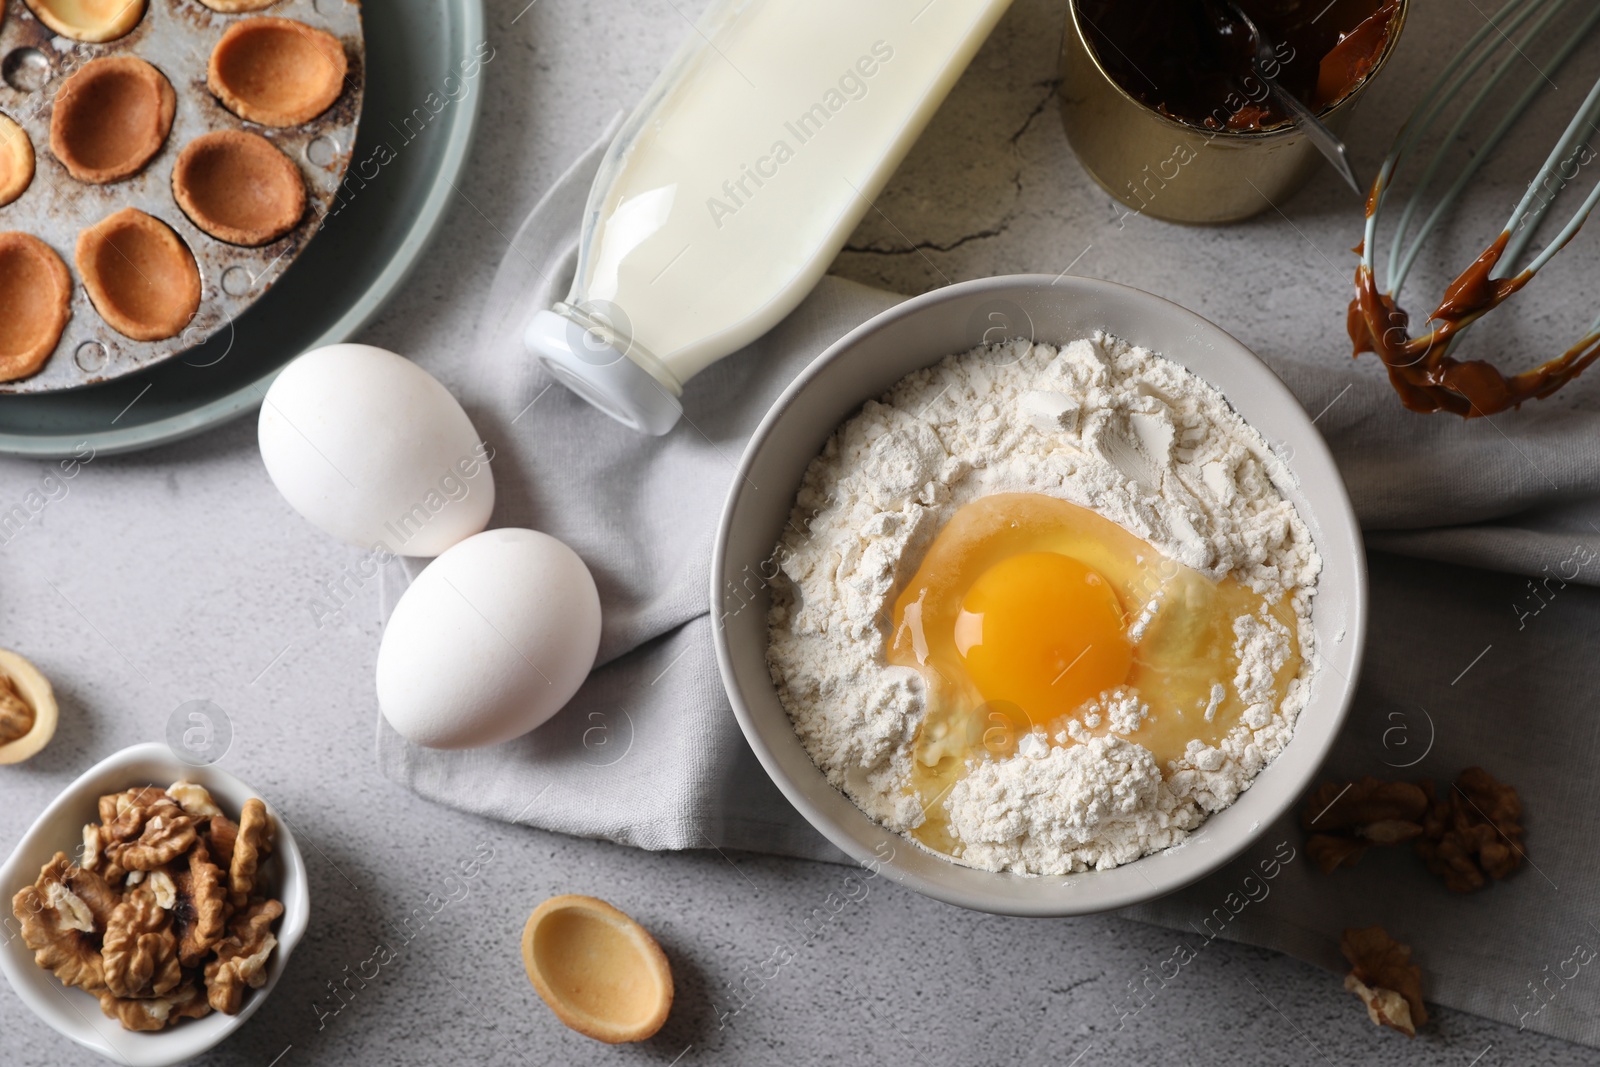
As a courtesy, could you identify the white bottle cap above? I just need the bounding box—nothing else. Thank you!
[524,309,683,436]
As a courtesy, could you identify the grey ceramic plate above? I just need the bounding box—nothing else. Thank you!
[712,275,1367,916]
[0,0,483,455]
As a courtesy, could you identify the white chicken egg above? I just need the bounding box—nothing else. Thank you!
[258,343,494,557]
[376,528,602,749]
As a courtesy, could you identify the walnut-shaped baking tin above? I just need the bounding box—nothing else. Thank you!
[0,0,363,392]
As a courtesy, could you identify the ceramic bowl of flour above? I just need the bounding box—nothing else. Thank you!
[710,274,1366,917]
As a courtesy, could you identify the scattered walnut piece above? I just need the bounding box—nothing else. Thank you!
[1344,975,1417,1037]
[1415,767,1525,892]
[12,853,105,992]
[1306,834,1368,874]
[205,897,284,1014]
[228,799,274,909]
[0,672,34,744]
[103,885,182,999]
[1342,926,1427,1037]
[1301,777,1429,873]
[97,981,211,1032]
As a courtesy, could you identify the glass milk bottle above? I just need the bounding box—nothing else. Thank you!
[525,0,1014,434]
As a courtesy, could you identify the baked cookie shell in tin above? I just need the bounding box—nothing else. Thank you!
[0,0,364,393]
[0,230,71,380]
[49,55,176,184]
[207,16,346,128]
[172,128,304,246]
[22,0,148,44]
[0,111,34,206]
[76,206,201,342]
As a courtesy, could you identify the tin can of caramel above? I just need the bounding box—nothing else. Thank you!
[1058,0,1407,225]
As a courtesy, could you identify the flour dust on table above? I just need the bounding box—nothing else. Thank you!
[767,334,1322,874]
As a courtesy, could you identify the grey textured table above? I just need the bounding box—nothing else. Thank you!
[0,0,1592,1064]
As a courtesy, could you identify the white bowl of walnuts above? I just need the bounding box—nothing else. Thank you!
[0,743,310,1066]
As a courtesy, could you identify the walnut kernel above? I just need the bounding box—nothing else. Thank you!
[1301,777,1428,873]
[0,650,55,763]
[168,781,223,819]
[12,853,105,992]
[228,799,273,909]
[205,815,238,870]
[102,886,182,999]
[109,811,198,872]
[1416,767,1525,892]
[205,898,283,1014]
[1342,925,1427,1037]
[97,981,211,1032]
[173,843,228,968]
[63,864,119,931]
[0,672,34,744]
[99,787,174,841]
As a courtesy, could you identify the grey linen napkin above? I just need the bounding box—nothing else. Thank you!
[378,123,1600,1046]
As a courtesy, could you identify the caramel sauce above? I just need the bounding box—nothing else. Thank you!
[1348,228,1600,416]
[1076,0,1401,131]
[1314,2,1397,107]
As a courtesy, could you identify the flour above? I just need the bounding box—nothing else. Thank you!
[765,334,1321,875]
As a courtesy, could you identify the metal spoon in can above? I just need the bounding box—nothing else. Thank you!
[1206,0,1364,195]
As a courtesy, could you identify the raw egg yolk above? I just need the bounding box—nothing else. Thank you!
[885,491,1305,859]
[954,552,1133,726]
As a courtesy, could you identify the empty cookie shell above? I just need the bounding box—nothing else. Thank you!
[208,18,347,128]
[173,130,306,246]
[76,209,200,342]
[0,114,34,208]
[521,895,674,1044]
[22,0,145,43]
[0,233,71,382]
[50,56,176,185]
